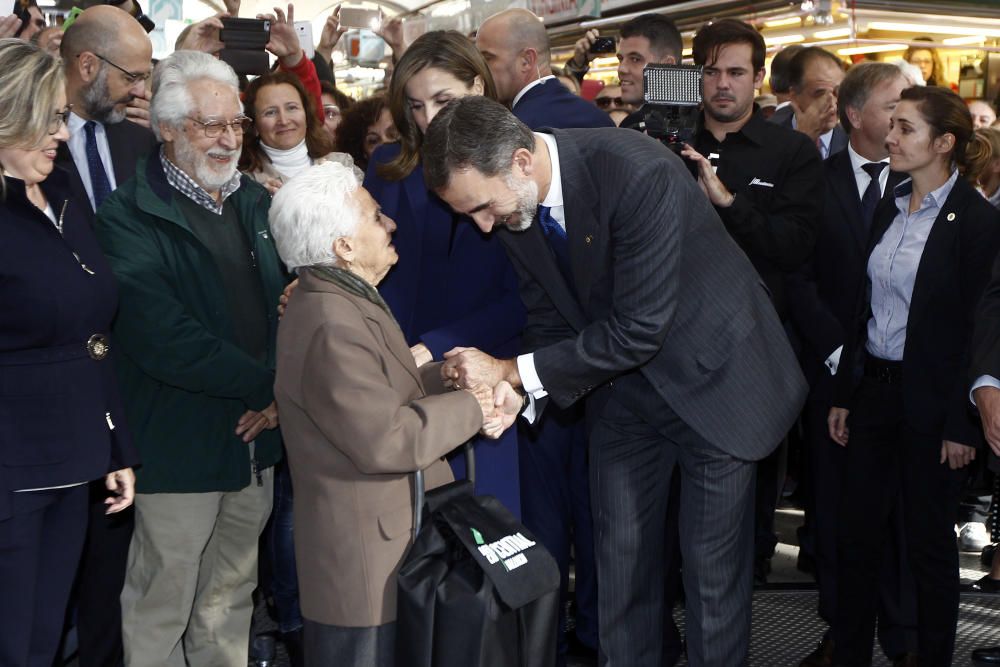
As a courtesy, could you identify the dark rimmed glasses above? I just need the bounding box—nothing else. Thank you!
[187,116,253,138]
[93,53,152,86]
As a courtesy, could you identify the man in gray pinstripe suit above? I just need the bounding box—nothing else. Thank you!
[425,96,807,667]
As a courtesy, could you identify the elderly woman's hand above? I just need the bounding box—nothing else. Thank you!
[104,467,136,514]
[467,383,495,427]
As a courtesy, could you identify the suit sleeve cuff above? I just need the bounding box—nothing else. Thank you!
[971,375,1000,406]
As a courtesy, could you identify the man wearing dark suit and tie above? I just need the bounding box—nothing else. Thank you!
[785,62,920,667]
[476,9,611,662]
[475,8,613,131]
[769,46,849,159]
[55,7,157,667]
[58,6,157,216]
[424,96,808,667]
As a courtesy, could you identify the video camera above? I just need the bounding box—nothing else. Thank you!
[641,63,703,153]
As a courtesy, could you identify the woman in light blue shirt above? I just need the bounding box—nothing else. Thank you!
[828,85,1000,666]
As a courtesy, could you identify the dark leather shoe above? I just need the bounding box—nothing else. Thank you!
[973,646,1000,664]
[800,637,834,667]
[892,653,918,667]
[971,575,1000,593]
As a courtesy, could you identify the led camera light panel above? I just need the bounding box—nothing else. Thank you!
[644,64,703,106]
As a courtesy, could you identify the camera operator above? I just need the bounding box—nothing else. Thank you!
[680,18,824,585]
[563,13,681,131]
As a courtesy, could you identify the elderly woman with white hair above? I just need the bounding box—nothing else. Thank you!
[270,161,521,666]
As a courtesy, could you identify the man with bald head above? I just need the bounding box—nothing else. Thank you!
[56,7,157,667]
[476,8,611,130]
[58,5,157,215]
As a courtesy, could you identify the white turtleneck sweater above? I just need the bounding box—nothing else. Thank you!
[260,138,312,180]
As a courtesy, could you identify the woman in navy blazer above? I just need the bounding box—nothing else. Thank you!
[365,31,525,516]
[0,41,138,667]
[829,86,1000,666]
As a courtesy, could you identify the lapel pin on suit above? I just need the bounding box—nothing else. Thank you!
[946,212,956,222]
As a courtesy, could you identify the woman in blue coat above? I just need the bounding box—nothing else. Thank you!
[0,40,138,667]
[365,31,525,516]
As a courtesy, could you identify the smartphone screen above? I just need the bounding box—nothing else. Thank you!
[589,36,616,54]
[295,21,314,59]
[339,7,381,31]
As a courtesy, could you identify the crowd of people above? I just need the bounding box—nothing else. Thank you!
[4,1,1000,667]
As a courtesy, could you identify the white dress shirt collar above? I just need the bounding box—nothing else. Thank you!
[847,142,890,199]
[512,76,556,109]
[535,132,563,209]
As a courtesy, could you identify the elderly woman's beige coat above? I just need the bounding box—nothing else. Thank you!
[274,269,482,627]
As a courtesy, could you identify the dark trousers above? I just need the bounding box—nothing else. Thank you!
[518,404,598,662]
[833,377,964,666]
[801,395,918,657]
[75,479,134,667]
[265,458,303,634]
[590,394,754,667]
[0,485,88,667]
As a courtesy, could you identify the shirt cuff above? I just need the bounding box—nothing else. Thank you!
[971,375,1000,406]
[522,394,538,424]
[825,346,843,376]
[517,353,548,399]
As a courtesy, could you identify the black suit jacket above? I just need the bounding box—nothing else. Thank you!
[786,148,905,393]
[770,104,848,157]
[55,118,158,216]
[834,175,1000,448]
[512,78,614,130]
[499,128,807,460]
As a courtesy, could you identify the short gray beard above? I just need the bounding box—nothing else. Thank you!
[173,133,239,193]
[504,173,539,232]
[81,66,128,125]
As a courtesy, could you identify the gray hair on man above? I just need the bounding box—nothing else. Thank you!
[422,96,535,192]
[837,61,909,135]
[149,50,240,141]
[269,161,362,272]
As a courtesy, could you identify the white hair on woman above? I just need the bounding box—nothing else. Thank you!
[888,59,925,87]
[149,50,240,141]
[269,161,362,272]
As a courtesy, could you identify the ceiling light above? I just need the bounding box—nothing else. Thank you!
[867,21,1000,37]
[942,35,987,45]
[764,17,802,28]
[813,28,851,39]
[765,34,806,46]
[837,43,908,56]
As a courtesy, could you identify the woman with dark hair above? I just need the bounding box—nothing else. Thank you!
[319,80,353,142]
[363,30,525,517]
[829,85,1000,666]
[335,94,396,172]
[239,71,357,193]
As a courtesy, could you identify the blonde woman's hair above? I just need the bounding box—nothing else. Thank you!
[0,38,65,191]
[0,38,64,152]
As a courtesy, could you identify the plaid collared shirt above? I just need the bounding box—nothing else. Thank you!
[160,147,241,215]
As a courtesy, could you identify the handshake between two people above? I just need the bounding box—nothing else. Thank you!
[441,347,524,440]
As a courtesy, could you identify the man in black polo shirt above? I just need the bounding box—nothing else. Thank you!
[680,18,824,583]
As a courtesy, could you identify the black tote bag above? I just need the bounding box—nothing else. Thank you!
[395,448,560,667]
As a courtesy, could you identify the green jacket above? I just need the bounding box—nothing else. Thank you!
[94,153,285,493]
